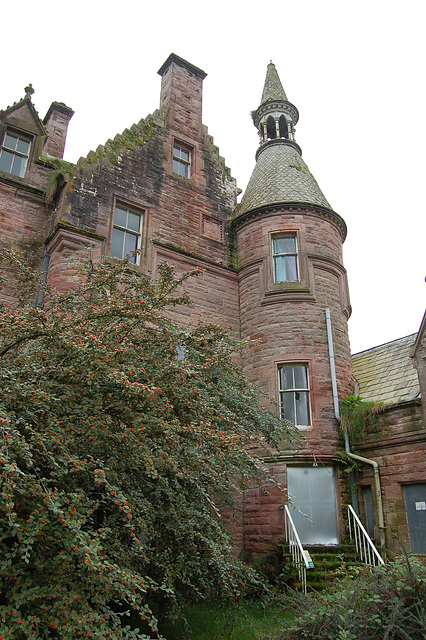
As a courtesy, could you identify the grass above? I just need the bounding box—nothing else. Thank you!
[160,599,293,640]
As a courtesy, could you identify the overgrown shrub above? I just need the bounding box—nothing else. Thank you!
[340,395,384,441]
[0,249,294,639]
[279,556,426,640]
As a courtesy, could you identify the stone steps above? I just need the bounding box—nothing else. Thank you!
[282,543,366,591]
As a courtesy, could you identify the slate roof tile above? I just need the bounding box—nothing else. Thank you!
[352,334,419,404]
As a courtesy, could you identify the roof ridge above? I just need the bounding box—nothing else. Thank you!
[352,333,417,357]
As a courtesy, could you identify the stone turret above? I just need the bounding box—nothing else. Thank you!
[239,61,339,222]
[232,62,353,553]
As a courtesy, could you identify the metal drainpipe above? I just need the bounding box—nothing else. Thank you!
[325,308,386,559]
[36,251,51,307]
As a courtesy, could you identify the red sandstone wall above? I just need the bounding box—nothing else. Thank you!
[236,208,353,455]
[355,401,425,556]
[45,60,239,333]
[227,207,353,553]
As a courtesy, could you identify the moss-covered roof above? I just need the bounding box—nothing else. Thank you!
[352,334,419,404]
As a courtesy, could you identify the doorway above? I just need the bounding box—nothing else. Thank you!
[403,484,426,554]
[287,466,339,545]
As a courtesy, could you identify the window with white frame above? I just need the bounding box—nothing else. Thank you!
[279,364,310,426]
[111,204,143,264]
[0,131,31,178]
[273,235,299,282]
[172,142,191,178]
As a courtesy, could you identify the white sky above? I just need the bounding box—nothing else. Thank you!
[3,0,425,354]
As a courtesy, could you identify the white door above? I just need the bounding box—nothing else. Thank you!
[287,466,339,545]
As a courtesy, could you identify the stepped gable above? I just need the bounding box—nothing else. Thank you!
[76,110,165,174]
[352,334,419,404]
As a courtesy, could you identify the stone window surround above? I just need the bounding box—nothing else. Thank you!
[0,127,32,179]
[274,355,313,431]
[172,139,192,179]
[263,228,313,300]
[108,196,149,267]
[278,362,311,428]
[272,232,299,283]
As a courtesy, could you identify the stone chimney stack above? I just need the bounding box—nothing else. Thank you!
[158,53,206,137]
[43,102,74,159]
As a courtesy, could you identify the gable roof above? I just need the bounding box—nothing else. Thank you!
[0,96,46,137]
[352,334,419,404]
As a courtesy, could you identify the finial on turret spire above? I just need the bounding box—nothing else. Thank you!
[251,62,299,153]
[24,84,34,100]
[261,62,288,104]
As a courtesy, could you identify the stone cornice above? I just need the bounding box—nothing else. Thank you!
[232,202,347,242]
[157,54,207,80]
[45,221,105,247]
[43,101,74,124]
[153,240,237,277]
[355,427,425,453]
[255,138,302,161]
[252,100,299,127]
[0,173,46,199]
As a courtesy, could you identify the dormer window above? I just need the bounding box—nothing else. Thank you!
[0,131,31,178]
[173,142,191,178]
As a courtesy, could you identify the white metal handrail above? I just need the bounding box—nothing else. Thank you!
[284,505,314,594]
[348,505,385,567]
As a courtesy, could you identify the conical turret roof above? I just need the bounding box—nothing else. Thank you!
[239,142,332,215]
[261,62,288,103]
[238,61,339,220]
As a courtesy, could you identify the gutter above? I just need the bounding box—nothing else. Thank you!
[325,308,386,559]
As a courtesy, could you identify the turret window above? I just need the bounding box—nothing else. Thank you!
[173,142,191,178]
[273,235,299,282]
[266,116,276,140]
[279,115,289,139]
[0,131,31,178]
[279,364,311,426]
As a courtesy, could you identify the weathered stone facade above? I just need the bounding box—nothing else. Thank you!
[353,331,426,556]
[1,54,424,556]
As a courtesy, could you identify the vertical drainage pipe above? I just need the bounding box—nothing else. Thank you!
[325,308,386,559]
[36,251,51,307]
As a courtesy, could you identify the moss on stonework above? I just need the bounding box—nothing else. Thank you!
[42,158,76,208]
[160,242,205,261]
[39,155,76,174]
[45,220,105,245]
[80,115,163,170]
[340,395,385,442]
[227,224,239,270]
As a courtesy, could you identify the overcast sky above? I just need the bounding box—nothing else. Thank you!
[3,0,425,354]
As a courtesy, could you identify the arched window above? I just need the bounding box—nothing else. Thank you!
[279,115,289,139]
[266,116,276,140]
